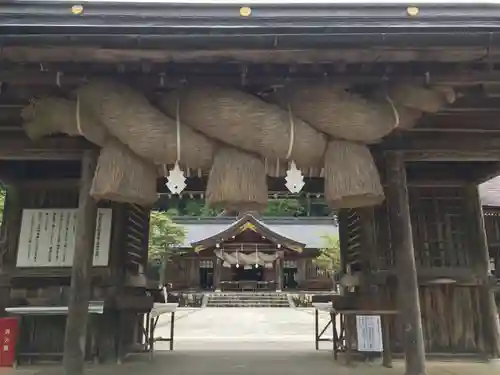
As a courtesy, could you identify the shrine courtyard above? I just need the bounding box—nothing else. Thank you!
[6,354,497,375]
[5,308,498,375]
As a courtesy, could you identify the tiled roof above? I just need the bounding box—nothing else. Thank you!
[172,217,338,249]
[480,176,500,207]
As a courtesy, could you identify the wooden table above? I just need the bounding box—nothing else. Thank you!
[312,302,337,353]
[312,303,398,368]
[336,309,398,368]
[6,301,105,366]
[142,303,178,360]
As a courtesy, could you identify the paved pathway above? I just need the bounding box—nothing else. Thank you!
[155,307,332,349]
[11,352,500,375]
[8,307,500,375]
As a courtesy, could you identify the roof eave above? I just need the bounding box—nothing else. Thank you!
[4,1,500,38]
[191,214,306,252]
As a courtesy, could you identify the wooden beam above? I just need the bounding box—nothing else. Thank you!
[381,133,500,153]
[403,150,500,162]
[17,179,79,189]
[464,184,500,359]
[0,46,491,64]
[5,61,500,88]
[385,152,426,375]
[0,135,94,160]
[63,150,99,375]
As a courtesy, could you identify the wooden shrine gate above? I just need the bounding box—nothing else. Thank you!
[0,2,500,375]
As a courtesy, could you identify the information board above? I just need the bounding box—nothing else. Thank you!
[16,208,112,267]
[356,315,383,352]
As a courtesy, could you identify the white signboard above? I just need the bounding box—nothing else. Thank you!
[16,208,112,268]
[356,315,383,352]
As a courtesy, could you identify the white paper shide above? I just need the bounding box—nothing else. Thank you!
[16,208,112,267]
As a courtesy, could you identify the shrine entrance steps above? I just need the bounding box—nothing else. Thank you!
[205,292,291,308]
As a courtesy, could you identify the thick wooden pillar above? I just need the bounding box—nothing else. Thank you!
[214,257,222,291]
[465,184,500,358]
[275,253,283,292]
[2,183,22,269]
[0,183,22,314]
[296,258,306,289]
[191,258,200,289]
[386,152,426,375]
[63,150,98,375]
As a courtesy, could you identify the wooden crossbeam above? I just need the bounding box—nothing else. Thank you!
[0,135,93,160]
[3,63,500,88]
[0,46,494,65]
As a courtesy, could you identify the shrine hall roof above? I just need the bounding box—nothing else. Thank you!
[480,176,500,208]
[173,216,338,250]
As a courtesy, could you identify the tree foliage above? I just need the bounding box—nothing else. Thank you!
[264,199,305,217]
[315,233,341,272]
[156,196,333,217]
[183,200,221,217]
[148,210,186,262]
[0,188,4,225]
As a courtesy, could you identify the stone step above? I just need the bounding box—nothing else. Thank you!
[207,300,290,304]
[208,293,286,297]
[205,291,291,308]
[207,300,288,305]
[206,303,290,308]
[208,296,288,301]
[207,299,289,301]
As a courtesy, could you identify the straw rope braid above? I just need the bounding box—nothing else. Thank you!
[176,98,181,163]
[75,94,83,136]
[163,98,182,177]
[386,95,400,129]
[56,71,62,88]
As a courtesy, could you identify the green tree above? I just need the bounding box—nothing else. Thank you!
[265,199,306,217]
[0,188,5,225]
[149,210,186,285]
[315,233,341,272]
[183,200,221,216]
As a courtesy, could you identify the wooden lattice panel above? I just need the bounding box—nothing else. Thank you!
[124,204,150,271]
[344,209,362,272]
[408,187,469,268]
